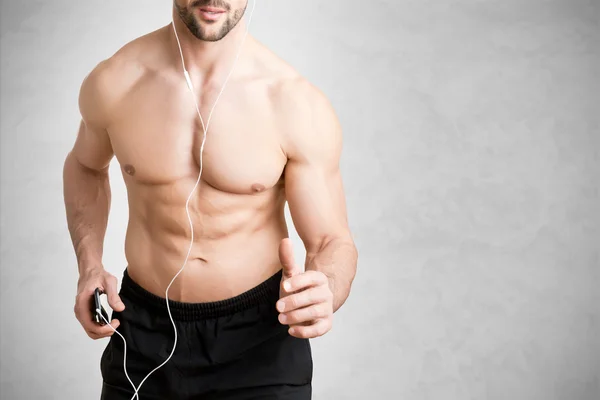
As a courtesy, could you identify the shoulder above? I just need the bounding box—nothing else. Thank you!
[250,38,336,116]
[269,74,342,161]
[272,75,331,117]
[78,29,160,128]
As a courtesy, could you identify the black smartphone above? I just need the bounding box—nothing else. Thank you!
[93,288,109,325]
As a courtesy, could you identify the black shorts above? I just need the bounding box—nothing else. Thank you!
[100,268,313,400]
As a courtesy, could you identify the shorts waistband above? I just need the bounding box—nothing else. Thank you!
[120,268,282,321]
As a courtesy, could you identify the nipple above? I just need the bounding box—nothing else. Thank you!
[124,164,136,176]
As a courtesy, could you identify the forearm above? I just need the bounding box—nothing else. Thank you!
[63,152,111,274]
[305,237,358,312]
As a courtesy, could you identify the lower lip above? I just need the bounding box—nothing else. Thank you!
[198,10,225,21]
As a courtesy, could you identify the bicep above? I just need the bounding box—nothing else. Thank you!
[283,84,350,251]
[71,63,115,171]
[71,119,113,171]
[285,158,349,251]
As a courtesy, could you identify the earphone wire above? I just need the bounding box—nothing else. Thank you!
[97,3,257,399]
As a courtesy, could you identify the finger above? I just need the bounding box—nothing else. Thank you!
[276,285,331,313]
[281,270,328,294]
[289,318,332,339]
[279,302,332,325]
[87,319,121,339]
[74,295,120,338]
[74,292,95,324]
[103,274,125,312]
[279,238,300,279]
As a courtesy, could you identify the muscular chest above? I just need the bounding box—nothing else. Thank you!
[108,79,286,194]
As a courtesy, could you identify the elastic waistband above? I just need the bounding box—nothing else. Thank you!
[120,268,282,321]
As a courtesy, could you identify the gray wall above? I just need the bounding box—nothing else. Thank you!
[1,0,599,399]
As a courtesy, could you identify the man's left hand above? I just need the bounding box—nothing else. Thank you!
[277,238,334,339]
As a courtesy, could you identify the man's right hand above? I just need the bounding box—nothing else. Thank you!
[74,267,125,339]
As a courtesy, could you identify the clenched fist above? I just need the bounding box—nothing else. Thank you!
[74,266,125,339]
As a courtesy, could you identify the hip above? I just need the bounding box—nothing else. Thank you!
[100,267,313,397]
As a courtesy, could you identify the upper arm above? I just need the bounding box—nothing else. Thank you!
[71,60,115,171]
[279,79,352,253]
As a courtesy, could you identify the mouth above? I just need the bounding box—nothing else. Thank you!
[198,6,226,21]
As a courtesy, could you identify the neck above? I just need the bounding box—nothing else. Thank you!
[169,8,250,85]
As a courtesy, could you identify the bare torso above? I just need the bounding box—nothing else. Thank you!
[105,26,299,302]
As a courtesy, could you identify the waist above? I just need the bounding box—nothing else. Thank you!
[119,267,282,321]
[123,219,287,302]
[125,216,287,269]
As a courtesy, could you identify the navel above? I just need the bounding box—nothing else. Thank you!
[123,164,136,176]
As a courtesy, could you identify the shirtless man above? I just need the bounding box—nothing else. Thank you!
[63,1,358,398]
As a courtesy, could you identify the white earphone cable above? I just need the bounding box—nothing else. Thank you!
[98,3,257,399]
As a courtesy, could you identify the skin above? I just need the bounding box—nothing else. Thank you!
[64,0,358,342]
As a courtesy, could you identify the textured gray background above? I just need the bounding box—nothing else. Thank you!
[1,0,599,399]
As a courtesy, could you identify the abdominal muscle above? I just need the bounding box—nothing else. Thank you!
[123,178,288,303]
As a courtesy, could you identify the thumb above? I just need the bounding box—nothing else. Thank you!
[279,238,300,279]
[104,274,125,312]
